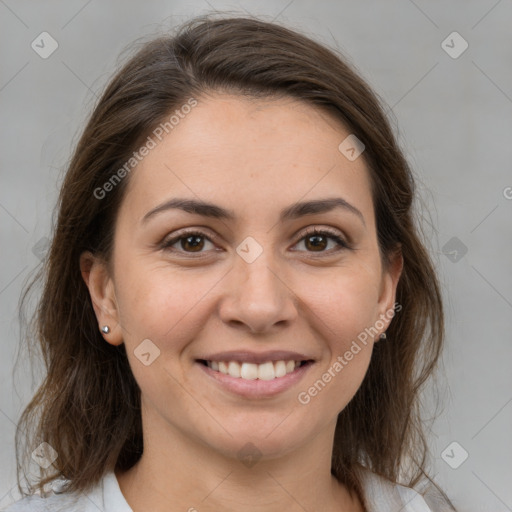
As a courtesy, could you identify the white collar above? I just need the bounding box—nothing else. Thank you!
[81,468,433,512]
[84,471,132,512]
[358,468,433,512]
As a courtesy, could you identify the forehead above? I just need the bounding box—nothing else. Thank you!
[119,93,374,227]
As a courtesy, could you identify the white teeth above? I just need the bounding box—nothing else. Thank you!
[274,360,287,378]
[228,361,241,378]
[206,359,305,380]
[257,361,275,380]
[240,362,258,380]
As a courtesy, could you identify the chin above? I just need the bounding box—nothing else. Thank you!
[201,419,314,464]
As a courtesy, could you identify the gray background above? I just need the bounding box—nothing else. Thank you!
[1,1,511,511]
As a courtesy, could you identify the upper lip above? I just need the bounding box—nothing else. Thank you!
[196,350,314,364]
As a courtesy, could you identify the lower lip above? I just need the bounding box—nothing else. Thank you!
[196,361,314,399]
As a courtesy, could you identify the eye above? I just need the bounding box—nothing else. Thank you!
[292,228,351,254]
[160,230,216,255]
[160,227,351,257]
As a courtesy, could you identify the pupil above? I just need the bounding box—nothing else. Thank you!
[308,235,326,251]
[183,235,203,251]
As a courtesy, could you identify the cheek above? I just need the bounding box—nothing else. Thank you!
[296,259,381,342]
[292,262,379,409]
[114,259,220,350]
[298,345,372,422]
[296,281,375,417]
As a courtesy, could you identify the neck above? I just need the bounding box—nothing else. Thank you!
[115,413,362,512]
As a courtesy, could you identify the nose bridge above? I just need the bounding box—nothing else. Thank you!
[219,237,297,332]
[237,240,285,304]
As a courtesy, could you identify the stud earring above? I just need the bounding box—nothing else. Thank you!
[380,332,387,340]
[101,325,110,334]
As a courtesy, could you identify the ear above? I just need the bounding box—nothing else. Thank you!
[375,246,403,340]
[80,251,123,346]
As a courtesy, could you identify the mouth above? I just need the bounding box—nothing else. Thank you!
[194,353,315,399]
[196,359,313,380]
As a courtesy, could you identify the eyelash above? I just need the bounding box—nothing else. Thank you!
[159,227,351,257]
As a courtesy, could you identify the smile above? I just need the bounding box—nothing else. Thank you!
[199,359,308,380]
[196,357,315,399]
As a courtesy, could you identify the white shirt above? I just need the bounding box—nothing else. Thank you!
[1,468,443,511]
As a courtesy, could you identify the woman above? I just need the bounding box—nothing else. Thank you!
[7,14,457,512]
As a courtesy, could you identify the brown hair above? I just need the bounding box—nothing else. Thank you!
[16,12,455,509]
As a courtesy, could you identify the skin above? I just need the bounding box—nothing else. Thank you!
[80,93,403,512]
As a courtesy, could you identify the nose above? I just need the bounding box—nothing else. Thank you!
[218,251,298,335]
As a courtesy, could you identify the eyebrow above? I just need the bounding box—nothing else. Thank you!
[142,197,366,227]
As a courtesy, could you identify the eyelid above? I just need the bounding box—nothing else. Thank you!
[293,226,351,251]
[159,227,220,253]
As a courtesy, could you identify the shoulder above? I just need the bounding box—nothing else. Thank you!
[1,472,132,512]
[1,492,85,512]
[357,467,451,512]
[1,478,98,512]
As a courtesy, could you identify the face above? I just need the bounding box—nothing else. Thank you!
[82,93,402,461]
